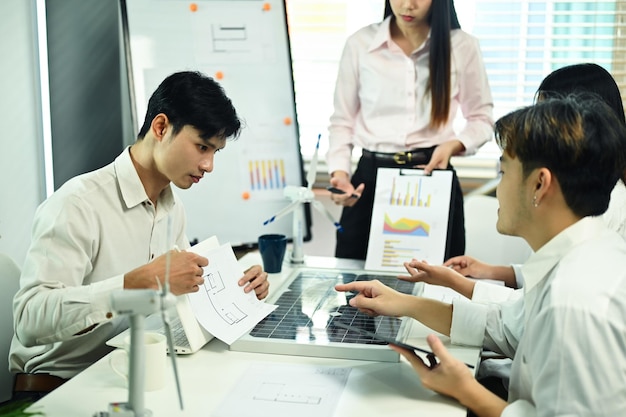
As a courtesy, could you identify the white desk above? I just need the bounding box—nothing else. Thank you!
[30,254,480,417]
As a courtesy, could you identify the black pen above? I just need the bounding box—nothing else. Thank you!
[327,186,359,199]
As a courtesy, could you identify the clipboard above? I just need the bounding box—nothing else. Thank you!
[364,168,454,272]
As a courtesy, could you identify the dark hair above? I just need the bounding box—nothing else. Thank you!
[495,95,626,217]
[536,63,626,182]
[384,0,461,128]
[536,63,626,125]
[137,71,241,141]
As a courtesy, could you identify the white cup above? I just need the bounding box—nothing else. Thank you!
[109,331,166,392]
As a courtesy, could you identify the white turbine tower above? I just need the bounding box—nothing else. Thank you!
[263,134,342,264]
[99,217,184,417]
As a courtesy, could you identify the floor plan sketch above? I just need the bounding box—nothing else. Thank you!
[214,363,350,417]
[187,242,277,345]
[204,270,226,294]
[201,269,249,325]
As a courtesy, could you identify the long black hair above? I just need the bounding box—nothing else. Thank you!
[385,0,461,128]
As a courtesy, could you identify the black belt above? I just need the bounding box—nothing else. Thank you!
[362,148,432,166]
[13,373,69,393]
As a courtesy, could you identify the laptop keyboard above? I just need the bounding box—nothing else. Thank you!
[158,315,191,349]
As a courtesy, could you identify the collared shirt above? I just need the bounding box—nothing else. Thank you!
[326,17,494,175]
[10,147,189,379]
[450,217,626,416]
[603,179,626,240]
[473,178,626,299]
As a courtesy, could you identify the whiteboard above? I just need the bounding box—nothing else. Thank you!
[121,0,310,247]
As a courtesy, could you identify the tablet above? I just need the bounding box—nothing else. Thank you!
[333,321,474,369]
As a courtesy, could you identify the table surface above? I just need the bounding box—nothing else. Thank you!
[29,254,481,417]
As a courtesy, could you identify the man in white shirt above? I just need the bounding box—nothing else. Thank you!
[335,94,626,416]
[9,71,270,402]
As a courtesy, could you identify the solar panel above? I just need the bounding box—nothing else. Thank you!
[230,268,418,362]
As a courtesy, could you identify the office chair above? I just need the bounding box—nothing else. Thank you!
[0,253,21,402]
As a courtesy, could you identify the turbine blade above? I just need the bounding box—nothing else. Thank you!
[306,134,321,191]
[312,200,343,232]
[263,200,301,225]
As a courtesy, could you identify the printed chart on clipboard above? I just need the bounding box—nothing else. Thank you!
[365,168,453,273]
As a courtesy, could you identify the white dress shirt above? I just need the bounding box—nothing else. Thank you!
[603,179,626,240]
[473,178,625,299]
[327,17,494,175]
[450,217,626,416]
[10,147,189,378]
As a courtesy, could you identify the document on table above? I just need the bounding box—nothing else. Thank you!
[213,363,351,417]
[365,168,453,273]
[187,241,277,345]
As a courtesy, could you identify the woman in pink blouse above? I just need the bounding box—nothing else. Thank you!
[327,0,494,261]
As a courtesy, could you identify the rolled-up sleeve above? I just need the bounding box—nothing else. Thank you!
[451,295,523,359]
[450,298,488,346]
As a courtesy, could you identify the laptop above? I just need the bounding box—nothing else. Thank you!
[107,293,214,354]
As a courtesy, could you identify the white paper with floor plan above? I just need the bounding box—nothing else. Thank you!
[365,168,453,272]
[187,243,277,345]
[213,363,351,417]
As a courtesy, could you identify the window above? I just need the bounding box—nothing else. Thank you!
[286,0,626,168]
[285,0,383,159]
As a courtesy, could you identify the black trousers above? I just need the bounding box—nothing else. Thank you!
[335,149,465,261]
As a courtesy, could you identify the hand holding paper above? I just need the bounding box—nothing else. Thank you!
[186,241,277,345]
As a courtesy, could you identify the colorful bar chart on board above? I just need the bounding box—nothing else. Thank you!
[248,159,287,191]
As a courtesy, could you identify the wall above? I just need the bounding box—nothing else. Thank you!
[46,0,129,189]
[0,0,45,266]
[0,0,133,267]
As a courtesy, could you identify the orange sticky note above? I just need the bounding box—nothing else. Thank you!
[283,117,292,126]
[189,3,198,12]
[215,71,224,80]
[242,191,251,200]
[262,3,271,12]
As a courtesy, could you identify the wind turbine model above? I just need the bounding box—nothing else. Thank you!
[97,219,183,417]
[263,134,342,264]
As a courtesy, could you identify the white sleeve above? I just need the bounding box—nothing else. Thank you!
[13,195,123,347]
[472,281,518,303]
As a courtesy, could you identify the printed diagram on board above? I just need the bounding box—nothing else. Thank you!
[202,269,248,325]
[211,23,250,53]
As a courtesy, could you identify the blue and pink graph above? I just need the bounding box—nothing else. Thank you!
[383,213,430,237]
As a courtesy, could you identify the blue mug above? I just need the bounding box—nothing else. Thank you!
[258,234,287,273]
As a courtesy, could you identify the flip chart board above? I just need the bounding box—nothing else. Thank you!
[121,0,310,247]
